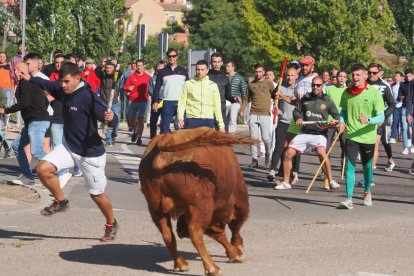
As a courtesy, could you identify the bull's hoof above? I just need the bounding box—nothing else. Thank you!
[174,256,190,272]
[205,268,222,276]
[228,254,246,263]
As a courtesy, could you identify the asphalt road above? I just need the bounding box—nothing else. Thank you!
[1,124,414,276]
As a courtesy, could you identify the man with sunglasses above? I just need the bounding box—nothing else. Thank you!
[152,49,189,134]
[365,63,396,174]
[275,77,340,190]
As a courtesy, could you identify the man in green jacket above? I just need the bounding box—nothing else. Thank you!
[177,60,224,131]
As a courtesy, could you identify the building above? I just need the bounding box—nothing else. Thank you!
[125,0,190,46]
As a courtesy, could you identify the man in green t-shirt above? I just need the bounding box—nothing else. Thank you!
[338,64,385,209]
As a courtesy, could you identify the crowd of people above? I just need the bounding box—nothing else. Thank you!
[0,44,414,239]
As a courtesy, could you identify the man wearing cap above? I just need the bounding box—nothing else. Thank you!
[80,58,100,94]
[297,56,315,98]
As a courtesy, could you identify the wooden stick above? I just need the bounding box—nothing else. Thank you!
[341,154,346,180]
[305,129,342,194]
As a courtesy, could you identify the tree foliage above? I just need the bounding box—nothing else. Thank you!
[387,0,414,65]
[24,0,125,62]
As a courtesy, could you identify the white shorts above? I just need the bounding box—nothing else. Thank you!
[288,133,327,153]
[42,143,107,195]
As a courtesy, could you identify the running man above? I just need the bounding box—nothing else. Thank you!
[19,62,119,241]
[276,77,340,190]
[338,64,385,209]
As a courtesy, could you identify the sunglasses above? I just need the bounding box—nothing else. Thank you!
[167,55,177,58]
[311,83,323,88]
[368,71,379,75]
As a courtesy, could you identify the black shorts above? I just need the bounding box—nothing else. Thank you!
[345,139,375,166]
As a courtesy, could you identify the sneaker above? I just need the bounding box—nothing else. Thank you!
[73,166,82,177]
[356,178,375,187]
[411,146,414,154]
[291,172,299,184]
[4,149,12,158]
[363,193,372,207]
[131,132,138,143]
[267,170,276,182]
[264,153,270,167]
[100,219,119,242]
[330,180,340,189]
[136,138,143,146]
[384,161,396,172]
[40,198,69,216]
[339,199,353,209]
[12,174,35,185]
[409,169,414,175]
[389,138,397,144]
[323,178,330,190]
[249,159,258,168]
[274,182,292,190]
[111,136,116,146]
[105,142,113,147]
[58,172,72,189]
[402,148,409,155]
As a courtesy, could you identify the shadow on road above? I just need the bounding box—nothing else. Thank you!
[59,243,200,275]
[0,229,97,241]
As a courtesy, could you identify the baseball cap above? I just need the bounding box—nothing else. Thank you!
[300,56,315,65]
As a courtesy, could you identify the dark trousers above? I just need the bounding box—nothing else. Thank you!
[160,100,178,133]
[149,106,161,138]
[270,122,289,171]
[186,118,215,129]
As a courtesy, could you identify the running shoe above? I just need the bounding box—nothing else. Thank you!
[100,219,119,242]
[105,142,113,147]
[12,174,35,185]
[73,166,82,177]
[323,178,330,190]
[389,138,396,144]
[274,182,292,190]
[4,149,12,158]
[363,193,372,207]
[40,198,69,216]
[249,159,258,168]
[330,180,340,189]
[356,178,376,187]
[136,138,143,146]
[409,169,414,175]
[411,146,414,154]
[267,170,276,182]
[291,172,299,184]
[131,132,138,143]
[402,148,409,155]
[384,161,395,172]
[339,199,353,209]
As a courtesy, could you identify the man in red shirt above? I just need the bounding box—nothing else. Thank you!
[50,54,65,81]
[123,59,151,145]
[80,58,100,93]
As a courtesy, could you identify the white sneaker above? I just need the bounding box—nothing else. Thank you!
[12,174,35,185]
[274,182,292,190]
[402,148,409,155]
[410,146,414,154]
[389,138,396,144]
[330,180,340,189]
[267,170,276,181]
[58,172,72,189]
[291,172,299,184]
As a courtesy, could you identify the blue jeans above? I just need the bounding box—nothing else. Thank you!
[12,121,50,178]
[51,123,64,148]
[185,118,215,129]
[161,100,179,133]
[402,108,413,148]
[391,107,402,139]
[0,126,10,150]
[119,91,129,121]
[105,103,119,143]
[2,88,13,125]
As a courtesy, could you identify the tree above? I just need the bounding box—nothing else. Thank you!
[387,0,414,65]
[184,0,257,75]
[241,0,397,70]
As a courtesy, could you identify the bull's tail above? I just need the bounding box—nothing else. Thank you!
[157,130,258,152]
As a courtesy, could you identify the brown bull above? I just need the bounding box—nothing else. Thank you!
[139,127,255,276]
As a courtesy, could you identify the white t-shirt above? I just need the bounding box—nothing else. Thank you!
[297,75,314,98]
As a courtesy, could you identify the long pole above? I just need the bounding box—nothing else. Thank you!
[21,0,26,59]
[305,129,343,194]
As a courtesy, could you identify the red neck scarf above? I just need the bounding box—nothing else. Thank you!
[347,81,368,95]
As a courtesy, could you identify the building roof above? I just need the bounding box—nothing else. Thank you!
[158,3,187,12]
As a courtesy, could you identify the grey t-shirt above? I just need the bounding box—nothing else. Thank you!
[279,85,297,124]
